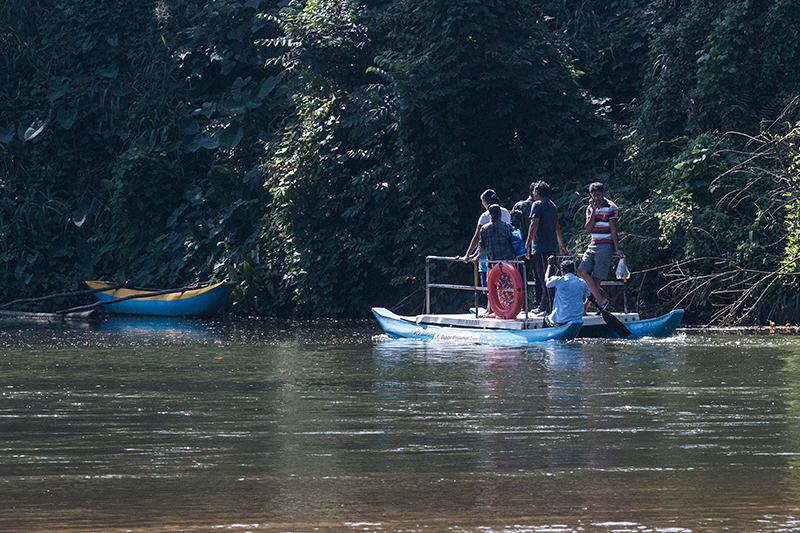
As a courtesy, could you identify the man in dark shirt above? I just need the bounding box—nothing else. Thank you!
[524,181,567,314]
[511,182,537,307]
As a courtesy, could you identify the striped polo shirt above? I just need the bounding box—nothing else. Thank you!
[586,199,619,244]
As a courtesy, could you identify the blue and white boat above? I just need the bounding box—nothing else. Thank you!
[372,256,683,344]
[372,307,582,344]
[372,307,683,344]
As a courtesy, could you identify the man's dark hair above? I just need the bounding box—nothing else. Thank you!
[560,259,575,274]
[481,189,500,205]
[488,204,502,220]
[534,181,551,198]
[589,182,604,193]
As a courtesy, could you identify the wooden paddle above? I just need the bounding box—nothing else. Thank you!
[588,295,631,338]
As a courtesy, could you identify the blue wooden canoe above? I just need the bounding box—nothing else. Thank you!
[85,280,236,317]
[372,307,583,345]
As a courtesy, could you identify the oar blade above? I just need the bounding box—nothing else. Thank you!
[600,307,631,338]
[589,295,631,338]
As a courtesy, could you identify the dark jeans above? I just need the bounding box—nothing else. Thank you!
[532,251,556,313]
[518,256,538,309]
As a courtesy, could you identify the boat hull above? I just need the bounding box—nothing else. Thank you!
[85,281,236,317]
[372,307,582,344]
[578,309,684,339]
[373,307,684,343]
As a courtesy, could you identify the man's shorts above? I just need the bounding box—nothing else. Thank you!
[580,242,614,280]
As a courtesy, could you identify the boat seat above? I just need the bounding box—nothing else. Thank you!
[415,314,527,330]
[415,312,640,330]
[581,313,639,326]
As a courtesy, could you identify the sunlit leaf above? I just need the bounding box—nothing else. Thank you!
[23,120,46,141]
[72,212,87,228]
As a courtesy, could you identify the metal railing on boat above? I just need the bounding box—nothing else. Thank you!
[600,279,628,313]
[424,256,528,318]
[424,254,628,316]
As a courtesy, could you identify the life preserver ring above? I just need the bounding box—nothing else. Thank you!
[487,262,524,319]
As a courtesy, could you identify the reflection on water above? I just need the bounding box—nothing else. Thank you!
[1,320,800,532]
[97,316,221,343]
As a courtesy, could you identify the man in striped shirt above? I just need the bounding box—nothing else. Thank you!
[577,182,622,311]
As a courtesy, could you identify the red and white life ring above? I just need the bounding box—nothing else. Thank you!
[486,262,524,319]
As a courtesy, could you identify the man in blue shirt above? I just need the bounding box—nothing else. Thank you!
[545,256,590,326]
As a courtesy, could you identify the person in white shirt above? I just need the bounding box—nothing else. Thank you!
[545,256,591,326]
[457,189,511,277]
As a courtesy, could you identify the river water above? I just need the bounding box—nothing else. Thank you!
[2,316,800,532]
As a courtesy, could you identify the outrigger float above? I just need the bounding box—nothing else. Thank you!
[372,256,684,344]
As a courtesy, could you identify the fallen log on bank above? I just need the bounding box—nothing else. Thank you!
[0,285,122,310]
[0,308,101,324]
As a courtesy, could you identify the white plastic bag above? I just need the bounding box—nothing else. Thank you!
[616,256,631,281]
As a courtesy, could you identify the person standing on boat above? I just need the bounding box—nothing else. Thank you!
[478,204,517,264]
[545,256,590,326]
[457,189,511,289]
[577,182,622,312]
[523,181,567,316]
[511,182,537,308]
[462,203,516,318]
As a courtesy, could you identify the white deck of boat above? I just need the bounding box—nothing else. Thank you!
[411,311,640,330]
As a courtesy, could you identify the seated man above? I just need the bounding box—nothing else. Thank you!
[545,256,590,326]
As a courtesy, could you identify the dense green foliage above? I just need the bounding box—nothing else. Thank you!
[1,0,285,312]
[2,0,800,324]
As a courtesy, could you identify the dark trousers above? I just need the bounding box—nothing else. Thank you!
[519,256,538,309]
[532,251,556,313]
[517,255,539,305]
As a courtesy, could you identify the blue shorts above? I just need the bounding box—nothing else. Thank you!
[580,243,614,280]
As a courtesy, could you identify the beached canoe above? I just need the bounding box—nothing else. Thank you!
[372,307,583,344]
[85,280,236,317]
